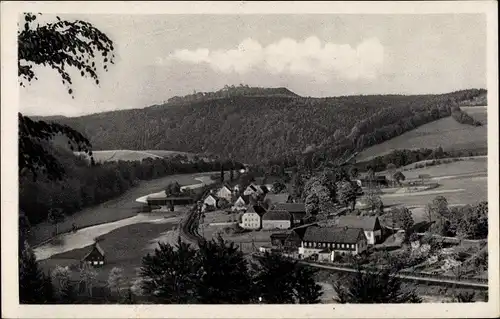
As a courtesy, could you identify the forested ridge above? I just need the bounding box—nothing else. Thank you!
[37,88,486,165]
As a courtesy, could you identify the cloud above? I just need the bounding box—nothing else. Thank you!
[164,36,384,81]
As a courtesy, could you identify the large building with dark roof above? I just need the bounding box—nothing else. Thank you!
[334,216,382,245]
[262,210,292,230]
[298,226,368,262]
[270,203,306,225]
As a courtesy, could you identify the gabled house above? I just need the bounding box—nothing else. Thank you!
[240,205,266,230]
[270,203,306,225]
[216,185,233,201]
[232,195,251,211]
[270,228,305,251]
[263,193,292,207]
[203,194,219,211]
[299,226,368,262]
[334,216,382,245]
[243,184,260,196]
[262,210,293,230]
[81,242,106,267]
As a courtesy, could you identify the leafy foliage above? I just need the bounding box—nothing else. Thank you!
[451,106,482,126]
[337,180,358,209]
[391,207,414,233]
[19,243,55,304]
[195,235,253,303]
[252,252,323,304]
[139,238,199,303]
[19,113,94,181]
[333,263,422,304]
[18,13,114,95]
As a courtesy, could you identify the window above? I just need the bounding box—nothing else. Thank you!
[341,244,344,248]
[93,261,98,265]
[99,261,104,265]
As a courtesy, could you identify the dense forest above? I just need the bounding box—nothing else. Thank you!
[40,88,486,166]
[19,142,243,226]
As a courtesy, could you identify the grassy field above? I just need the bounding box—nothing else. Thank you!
[29,171,220,246]
[39,221,178,286]
[356,107,487,162]
[374,159,487,216]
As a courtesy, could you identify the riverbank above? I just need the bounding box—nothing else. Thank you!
[28,171,220,246]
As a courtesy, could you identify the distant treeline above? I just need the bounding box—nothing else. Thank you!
[19,143,243,225]
[356,147,487,172]
[451,106,483,126]
[166,85,298,105]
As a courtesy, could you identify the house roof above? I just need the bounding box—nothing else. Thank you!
[303,226,365,244]
[271,203,305,213]
[218,185,232,192]
[262,210,292,221]
[204,194,219,201]
[270,232,289,239]
[247,184,258,192]
[236,195,250,204]
[245,205,267,216]
[82,242,105,261]
[264,193,290,204]
[335,216,380,231]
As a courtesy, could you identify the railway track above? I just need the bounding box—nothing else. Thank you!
[251,253,488,289]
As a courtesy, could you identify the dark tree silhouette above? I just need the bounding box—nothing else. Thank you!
[139,238,199,303]
[333,262,421,304]
[253,252,323,304]
[195,235,253,303]
[19,243,55,304]
[18,13,115,304]
[18,13,115,181]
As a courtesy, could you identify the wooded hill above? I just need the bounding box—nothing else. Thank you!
[42,88,487,165]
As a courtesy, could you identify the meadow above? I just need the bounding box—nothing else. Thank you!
[39,221,179,287]
[356,107,487,162]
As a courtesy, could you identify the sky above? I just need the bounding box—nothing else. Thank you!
[19,14,487,117]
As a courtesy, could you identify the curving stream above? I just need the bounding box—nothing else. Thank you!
[33,176,213,261]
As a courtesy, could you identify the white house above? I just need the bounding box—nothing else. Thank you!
[240,205,266,230]
[203,194,218,209]
[298,226,368,262]
[334,216,383,245]
[216,185,233,201]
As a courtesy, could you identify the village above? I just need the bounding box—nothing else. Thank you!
[137,165,488,284]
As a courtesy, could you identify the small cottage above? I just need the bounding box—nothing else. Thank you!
[81,242,105,267]
[216,185,233,201]
[261,210,292,230]
[240,205,266,230]
[232,195,251,211]
[243,184,260,196]
[203,194,219,209]
[335,215,382,245]
[298,226,368,262]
